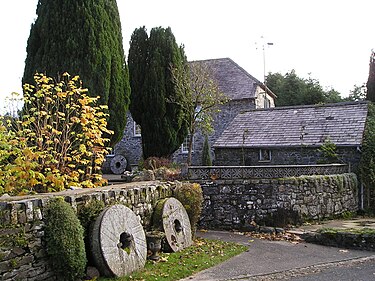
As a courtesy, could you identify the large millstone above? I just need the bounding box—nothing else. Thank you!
[154,198,192,252]
[110,154,127,174]
[90,205,147,277]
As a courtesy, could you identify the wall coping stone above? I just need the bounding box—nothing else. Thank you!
[0,181,161,203]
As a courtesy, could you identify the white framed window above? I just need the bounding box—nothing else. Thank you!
[133,122,141,137]
[259,149,271,162]
[181,135,194,154]
[264,97,271,108]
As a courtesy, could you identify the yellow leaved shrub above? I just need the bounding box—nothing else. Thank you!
[0,73,112,195]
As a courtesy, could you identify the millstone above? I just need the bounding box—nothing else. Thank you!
[110,154,127,174]
[90,204,147,277]
[154,198,192,252]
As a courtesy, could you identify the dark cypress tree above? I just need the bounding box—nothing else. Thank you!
[23,0,130,146]
[201,135,212,166]
[128,27,188,159]
[366,51,375,102]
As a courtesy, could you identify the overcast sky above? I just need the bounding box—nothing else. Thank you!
[1,0,374,111]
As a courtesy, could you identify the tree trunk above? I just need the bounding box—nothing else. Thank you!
[187,133,194,166]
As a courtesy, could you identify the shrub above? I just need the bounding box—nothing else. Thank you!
[77,199,105,238]
[318,138,339,164]
[360,103,375,193]
[201,135,212,166]
[0,73,112,195]
[174,182,203,237]
[44,197,87,281]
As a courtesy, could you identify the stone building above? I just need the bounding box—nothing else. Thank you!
[114,57,276,167]
[214,101,369,171]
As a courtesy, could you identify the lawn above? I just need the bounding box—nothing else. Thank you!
[99,237,247,281]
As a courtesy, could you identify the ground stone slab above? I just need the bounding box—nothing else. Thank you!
[155,198,192,252]
[90,204,147,277]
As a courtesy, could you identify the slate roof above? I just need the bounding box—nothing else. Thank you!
[214,101,369,148]
[190,58,275,100]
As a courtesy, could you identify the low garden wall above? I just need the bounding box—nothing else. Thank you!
[0,181,174,281]
[196,173,358,230]
[0,171,360,280]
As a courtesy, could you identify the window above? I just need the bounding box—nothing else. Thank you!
[264,97,271,108]
[194,105,202,121]
[259,149,271,162]
[181,135,194,154]
[133,122,141,137]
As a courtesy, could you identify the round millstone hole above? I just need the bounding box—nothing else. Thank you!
[118,232,133,254]
[154,197,192,252]
[90,205,147,277]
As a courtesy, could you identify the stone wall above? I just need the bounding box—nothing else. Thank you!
[214,147,361,172]
[198,173,358,230]
[0,181,174,281]
[0,173,359,279]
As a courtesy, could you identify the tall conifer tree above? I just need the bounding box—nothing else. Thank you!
[23,0,130,146]
[129,26,188,159]
[366,51,375,102]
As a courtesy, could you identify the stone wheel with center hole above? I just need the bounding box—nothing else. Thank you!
[110,154,127,174]
[154,197,192,252]
[90,204,147,277]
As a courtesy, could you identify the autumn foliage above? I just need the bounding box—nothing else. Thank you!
[0,73,112,195]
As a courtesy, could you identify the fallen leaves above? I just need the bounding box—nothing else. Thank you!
[245,231,303,243]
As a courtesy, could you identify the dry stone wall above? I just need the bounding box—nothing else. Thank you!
[0,173,359,280]
[0,181,174,281]
[198,173,358,230]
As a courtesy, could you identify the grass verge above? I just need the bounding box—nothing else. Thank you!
[318,227,375,235]
[99,237,247,281]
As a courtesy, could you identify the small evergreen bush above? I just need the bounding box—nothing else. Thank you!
[174,182,203,237]
[360,103,375,197]
[44,197,87,281]
[77,199,105,238]
[318,138,339,164]
[201,135,212,166]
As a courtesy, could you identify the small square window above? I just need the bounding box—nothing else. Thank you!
[181,135,194,154]
[259,149,271,162]
[134,122,141,137]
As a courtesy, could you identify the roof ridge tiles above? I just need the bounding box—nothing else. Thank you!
[249,100,369,112]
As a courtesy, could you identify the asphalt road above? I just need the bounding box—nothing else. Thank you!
[287,258,375,281]
[181,230,375,281]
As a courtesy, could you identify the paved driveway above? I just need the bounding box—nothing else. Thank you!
[181,230,375,281]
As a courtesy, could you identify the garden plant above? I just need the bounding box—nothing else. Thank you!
[0,73,112,195]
